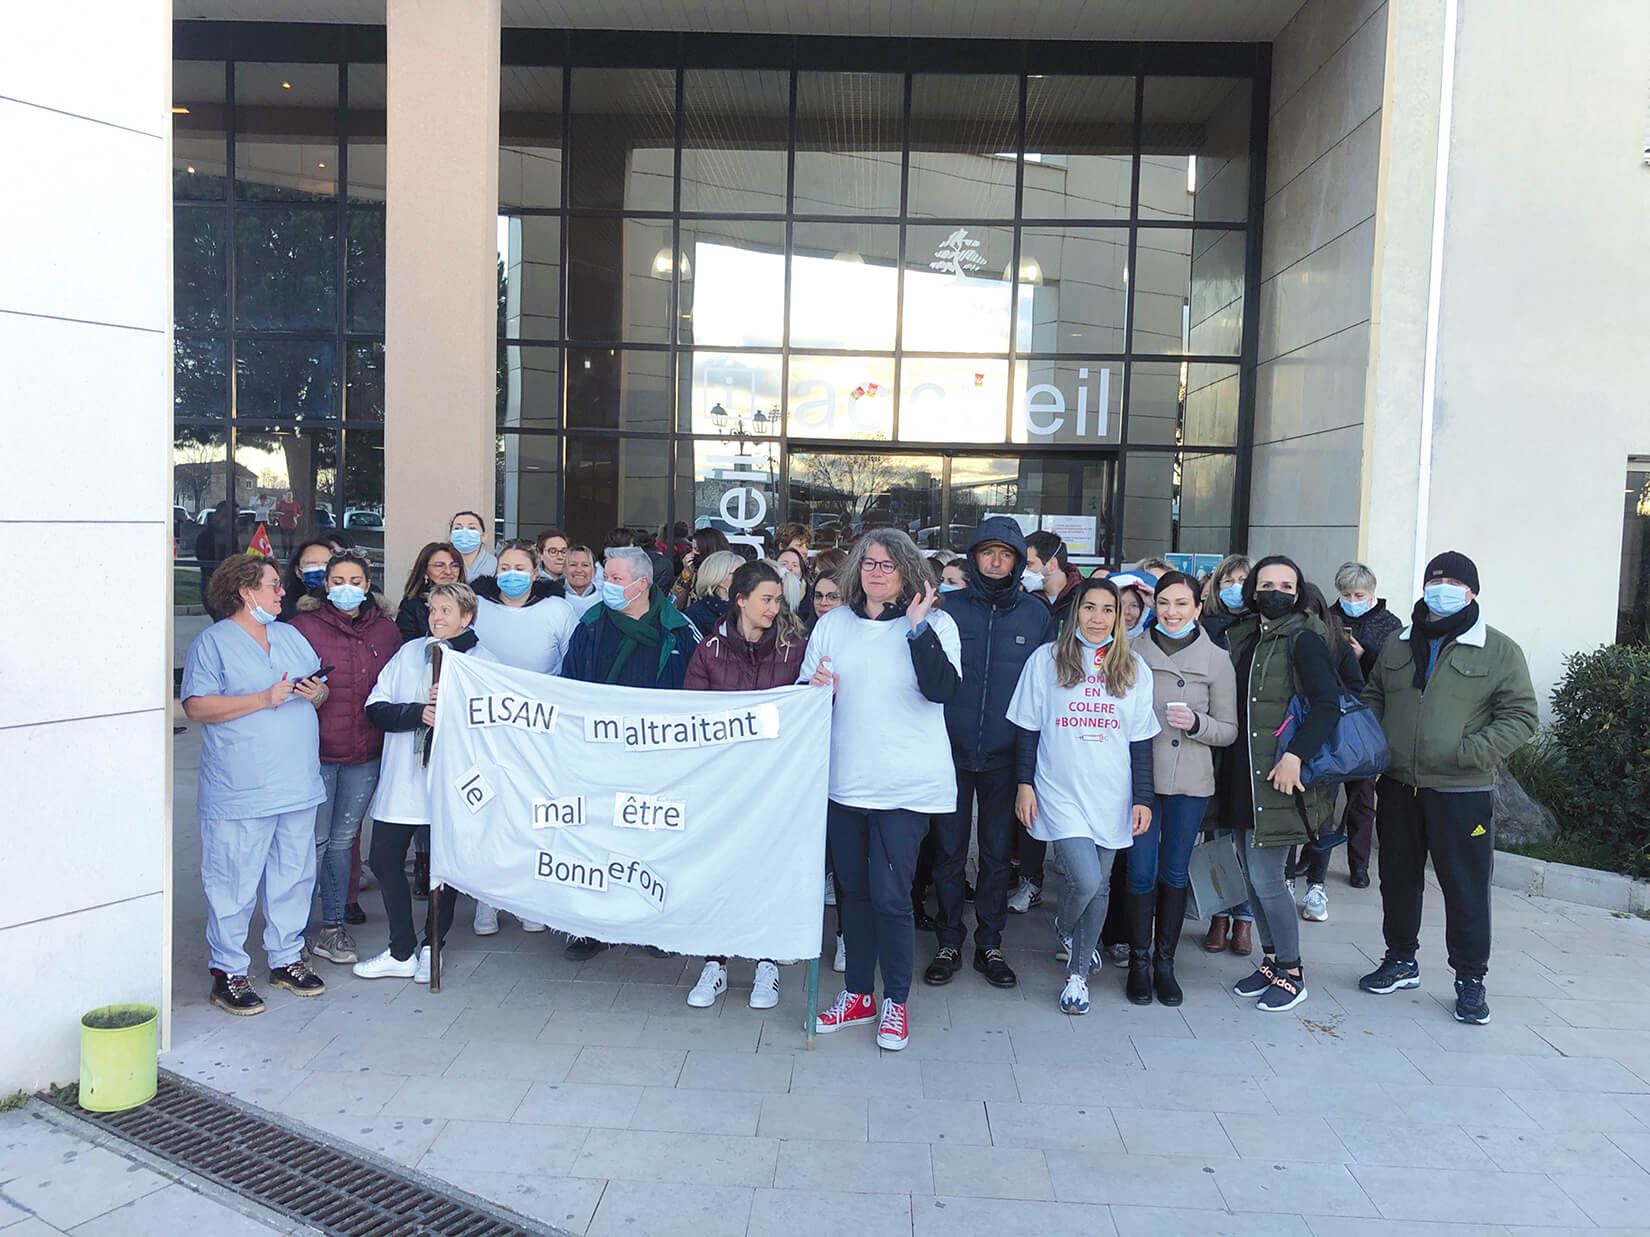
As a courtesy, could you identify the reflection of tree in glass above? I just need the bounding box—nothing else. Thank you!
[797,449,927,531]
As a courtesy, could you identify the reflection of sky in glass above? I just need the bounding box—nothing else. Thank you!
[690,242,785,346]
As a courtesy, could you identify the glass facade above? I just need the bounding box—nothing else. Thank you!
[171,55,385,602]
[1620,461,1650,646]
[174,30,1264,578]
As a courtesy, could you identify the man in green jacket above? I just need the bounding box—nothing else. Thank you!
[1357,551,1538,1025]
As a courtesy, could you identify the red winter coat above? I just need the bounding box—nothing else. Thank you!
[290,594,403,764]
[683,614,806,692]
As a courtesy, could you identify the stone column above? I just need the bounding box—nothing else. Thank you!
[384,0,502,582]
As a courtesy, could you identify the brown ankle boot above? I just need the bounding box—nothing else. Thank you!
[1202,915,1230,953]
[1229,919,1254,956]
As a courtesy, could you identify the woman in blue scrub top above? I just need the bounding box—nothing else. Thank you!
[181,554,332,1016]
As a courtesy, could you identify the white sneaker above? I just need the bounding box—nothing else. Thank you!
[1007,878,1041,914]
[353,948,417,980]
[519,918,547,933]
[832,933,846,973]
[824,873,836,906]
[1301,884,1329,922]
[687,960,727,1008]
[1059,973,1091,1015]
[413,945,431,984]
[750,960,780,1009]
[473,902,499,936]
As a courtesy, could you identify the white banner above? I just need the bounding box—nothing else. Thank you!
[427,652,831,960]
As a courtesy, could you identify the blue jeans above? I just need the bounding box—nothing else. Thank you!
[315,761,379,925]
[1125,794,1212,893]
[828,802,928,1004]
[1052,837,1118,979]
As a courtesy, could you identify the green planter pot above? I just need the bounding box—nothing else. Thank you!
[79,1004,158,1112]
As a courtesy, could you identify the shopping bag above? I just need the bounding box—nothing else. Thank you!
[1185,832,1247,920]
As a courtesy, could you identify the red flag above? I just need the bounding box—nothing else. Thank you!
[865,382,879,397]
[248,522,275,557]
[973,372,985,387]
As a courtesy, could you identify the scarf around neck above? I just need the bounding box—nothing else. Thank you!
[604,586,675,684]
[1408,598,1480,689]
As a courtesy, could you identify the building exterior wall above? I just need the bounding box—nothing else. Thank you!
[1251,0,1389,582]
[1,0,174,1088]
[1424,0,1650,698]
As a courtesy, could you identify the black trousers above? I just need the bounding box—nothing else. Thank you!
[933,765,1016,953]
[369,820,455,961]
[1375,778,1495,980]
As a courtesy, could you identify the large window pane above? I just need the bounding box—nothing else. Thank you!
[683,351,782,437]
[500,66,563,209]
[500,431,562,542]
[898,358,1008,443]
[498,343,560,429]
[677,437,780,546]
[680,219,785,349]
[1178,451,1235,555]
[346,64,386,203]
[173,60,227,199]
[1140,77,1251,223]
[565,216,670,344]
[234,426,340,555]
[339,427,383,564]
[175,206,226,331]
[236,340,338,421]
[1183,362,1240,447]
[681,69,788,214]
[1011,358,1121,445]
[346,342,385,423]
[1131,227,1244,356]
[1017,226,1128,354]
[789,452,943,544]
[1121,452,1175,562]
[950,456,1116,564]
[908,75,1019,220]
[566,348,672,432]
[902,223,1013,353]
[173,429,230,560]
[794,72,902,217]
[1022,76,1134,220]
[564,436,671,552]
[175,337,228,422]
[233,62,338,202]
[790,222,899,351]
[567,68,675,211]
[499,215,561,341]
[787,355,895,441]
[346,208,385,331]
[1621,466,1650,645]
[234,207,337,330]
[1126,360,1186,446]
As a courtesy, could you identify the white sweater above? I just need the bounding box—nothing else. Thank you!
[473,595,577,674]
[798,606,963,814]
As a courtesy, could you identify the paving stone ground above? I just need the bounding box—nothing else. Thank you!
[158,724,1650,1235]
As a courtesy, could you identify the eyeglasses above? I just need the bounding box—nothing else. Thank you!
[541,546,567,556]
[861,559,898,576]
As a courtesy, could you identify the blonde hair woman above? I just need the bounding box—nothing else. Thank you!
[683,549,742,633]
[1007,576,1159,1014]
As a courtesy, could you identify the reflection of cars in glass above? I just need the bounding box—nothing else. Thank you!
[313,507,334,529]
[344,509,384,530]
[916,525,972,550]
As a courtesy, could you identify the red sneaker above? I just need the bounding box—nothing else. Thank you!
[876,998,909,1050]
[815,991,877,1034]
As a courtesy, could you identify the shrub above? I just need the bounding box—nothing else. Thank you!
[1548,644,1650,877]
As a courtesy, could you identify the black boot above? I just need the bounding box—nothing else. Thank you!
[1124,889,1155,1006]
[1153,883,1189,1006]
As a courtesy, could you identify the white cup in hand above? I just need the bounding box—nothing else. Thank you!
[1165,702,1195,730]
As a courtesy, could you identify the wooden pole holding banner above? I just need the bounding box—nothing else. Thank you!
[426,644,443,992]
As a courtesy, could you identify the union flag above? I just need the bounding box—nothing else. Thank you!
[248,522,275,557]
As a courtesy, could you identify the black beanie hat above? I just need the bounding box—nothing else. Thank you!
[1424,550,1480,594]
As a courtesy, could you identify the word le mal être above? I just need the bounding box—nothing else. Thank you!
[584,703,781,750]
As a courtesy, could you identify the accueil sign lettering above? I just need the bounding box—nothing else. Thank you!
[427,653,830,960]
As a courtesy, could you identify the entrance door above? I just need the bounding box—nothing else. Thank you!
[787,450,944,549]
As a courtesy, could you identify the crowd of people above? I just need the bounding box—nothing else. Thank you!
[182,509,1538,1048]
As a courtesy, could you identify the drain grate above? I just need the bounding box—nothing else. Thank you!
[45,1071,544,1236]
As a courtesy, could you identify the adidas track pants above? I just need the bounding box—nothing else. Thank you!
[1374,778,1495,981]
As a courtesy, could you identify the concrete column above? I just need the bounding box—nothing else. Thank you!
[384,0,502,582]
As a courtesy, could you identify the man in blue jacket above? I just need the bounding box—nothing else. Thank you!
[923,517,1057,989]
[558,546,701,959]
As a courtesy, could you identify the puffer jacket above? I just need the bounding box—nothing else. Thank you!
[1137,626,1239,797]
[1331,598,1405,678]
[683,614,806,691]
[1221,611,1341,847]
[289,593,402,764]
[943,516,1058,771]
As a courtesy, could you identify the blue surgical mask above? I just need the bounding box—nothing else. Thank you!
[450,527,483,554]
[1155,619,1196,638]
[1077,632,1114,651]
[1219,583,1245,609]
[601,579,634,609]
[1424,582,1471,616]
[300,567,327,589]
[328,583,367,613]
[1126,617,1149,641]
[1340,596,1372,619]
[249,603,278,625]
[497,570,533,599]
[939,582,965,594]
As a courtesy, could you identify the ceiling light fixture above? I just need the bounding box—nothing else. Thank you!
[1003,256,1044,286]
[650,247,692,281]
[281,81,292,89]
[171,106,190,115]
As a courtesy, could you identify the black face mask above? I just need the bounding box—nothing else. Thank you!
[1253,590,1296,621]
